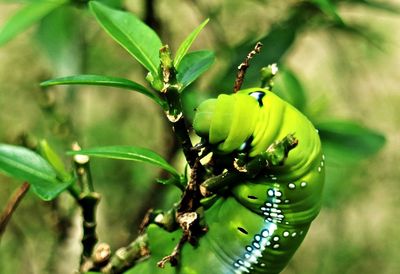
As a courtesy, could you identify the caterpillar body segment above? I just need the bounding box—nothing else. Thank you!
[134,88,325,274]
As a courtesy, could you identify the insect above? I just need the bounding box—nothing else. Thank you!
[134,88,324,274]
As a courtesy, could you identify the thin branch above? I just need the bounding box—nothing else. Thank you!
[101,234,150,274]
[72,142,94,194]
[78,192,101,266]
[159,46,199,168]
[0,182,30,242]
[201,134,298,196]
[233,42,263,92]
[156,159,206,267]
[72,142,101,270]
[157,234,188,268]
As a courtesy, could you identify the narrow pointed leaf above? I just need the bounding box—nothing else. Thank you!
[177,50,215,90]
[0,0,67,46]
[0,144,72,201]
[89,1,162,77]
[174,18,209,68]
[38,140,71,181]
[40,74,164,107]
[67,146,180,179]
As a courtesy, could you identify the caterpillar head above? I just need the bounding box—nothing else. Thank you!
[193,89,267,153]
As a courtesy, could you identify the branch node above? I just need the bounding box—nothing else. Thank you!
[92,242,111,267]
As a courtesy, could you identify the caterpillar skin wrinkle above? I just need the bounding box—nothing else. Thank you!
[133,88,325,274]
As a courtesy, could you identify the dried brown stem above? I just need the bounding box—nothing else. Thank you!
[138,208,154,235]
[0,182,30,241]
[156,159,206,267]
[233,42,263,92]
[157,234,188,268]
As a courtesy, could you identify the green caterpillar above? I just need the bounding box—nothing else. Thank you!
[133,88,324,274]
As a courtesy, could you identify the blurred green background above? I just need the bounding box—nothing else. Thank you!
[0,0,398,273]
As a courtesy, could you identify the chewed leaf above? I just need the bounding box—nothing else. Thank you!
[0,144,72,201]
[67,146,180,179]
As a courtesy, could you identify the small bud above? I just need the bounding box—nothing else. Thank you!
[260,63,279,90]
[72,142,90,164]
[92,243,111,265]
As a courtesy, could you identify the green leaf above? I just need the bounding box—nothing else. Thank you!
[317,120,386,165]
[157,172,187,190]
[0,0,68,46]
[67,146,180,179]
[98,0,124,8]
[36,6,82,76]
[89,1,162,77]
[40,74,165,107]
[177,50,215,90]
[310,0,344,24]
[156,177,185,191]
[38,140,71,181]
[274,68,307,112]
[174,18,209,68]
[0,144,72,201]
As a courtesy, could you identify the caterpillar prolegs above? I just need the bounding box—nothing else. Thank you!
[132,88,324,274]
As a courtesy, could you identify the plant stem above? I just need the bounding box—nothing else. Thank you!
[72,142,94,194]
[72,143,101,269]
[79,192,101,264]
[201,134,298,196]
[233,42,263,92]
[101,234,150,274]
[0,182,30,242]
[159,46,198,168]
[157,233,187,268]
